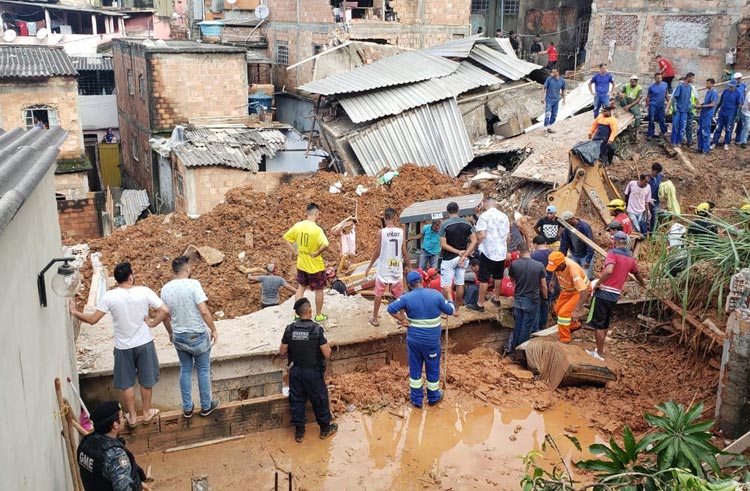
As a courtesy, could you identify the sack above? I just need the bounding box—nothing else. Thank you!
[173,331,211,357]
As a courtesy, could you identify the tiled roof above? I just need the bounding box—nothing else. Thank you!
[0,46,77,78]
[0,126,67,235]
[71,56,114,71]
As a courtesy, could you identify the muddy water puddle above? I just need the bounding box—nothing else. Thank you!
[139,396,600,491]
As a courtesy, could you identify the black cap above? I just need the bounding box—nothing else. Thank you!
[293,298,310,315]
[90,401,121,431]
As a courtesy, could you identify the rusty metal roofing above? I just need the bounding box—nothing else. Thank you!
[338,62,501,123]
[173,127,286,171]
[468,44,541,81]
[0,46,77,78]
[298,51,459,96]
[71,56,114,71]
[347,98,473,177]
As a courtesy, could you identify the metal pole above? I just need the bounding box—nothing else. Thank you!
[499,0,504,33]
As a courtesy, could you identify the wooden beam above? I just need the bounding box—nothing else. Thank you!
[717,429,750,466]
[164,435,245,453]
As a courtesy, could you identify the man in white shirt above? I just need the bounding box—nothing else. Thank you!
[467,198,510,312]
[71,262,169,427]
[624,174,653,235]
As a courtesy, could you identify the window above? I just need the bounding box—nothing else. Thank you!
[132,137,139,161]
[470,0,489,14]
[138,74,145,101]
[275,41,289,65]
[312,43,324,56]
[24,106,59,129]
[176,173,184,197]
[127,69,134,96]
[502,0,520,16]
[77,70,116,95]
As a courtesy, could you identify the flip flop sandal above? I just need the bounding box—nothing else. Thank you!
[142,408,160,425]
[368,316,380,327]
[125,413,138,429]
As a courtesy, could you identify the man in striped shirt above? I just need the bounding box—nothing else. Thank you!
[387,271,455,409]
[585,232,647,361]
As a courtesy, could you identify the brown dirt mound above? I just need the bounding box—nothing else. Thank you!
[77,165,472,317]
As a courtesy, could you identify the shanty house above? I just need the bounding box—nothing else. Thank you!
[0,126,79,489]
[300,36,542,177]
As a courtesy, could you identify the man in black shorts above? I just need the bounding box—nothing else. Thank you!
[586,232,646,361]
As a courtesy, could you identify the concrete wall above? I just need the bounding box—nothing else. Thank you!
[58,197,102,242]
[0,169,77,491]
[0,77,84,160]
[586,0,744,80]
[54,171,90,199]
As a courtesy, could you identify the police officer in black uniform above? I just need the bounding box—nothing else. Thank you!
[77,401,147,491]
[280,298,337,443]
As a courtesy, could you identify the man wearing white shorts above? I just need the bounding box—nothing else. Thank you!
[365,207,410,326]
[439,202,477,316]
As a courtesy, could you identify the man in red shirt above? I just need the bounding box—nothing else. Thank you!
[606,199,632,235]
[546,42,558,70]
[586,232,646,361]
[656,55,675,91]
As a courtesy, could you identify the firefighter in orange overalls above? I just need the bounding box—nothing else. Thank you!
[546,251,592,343]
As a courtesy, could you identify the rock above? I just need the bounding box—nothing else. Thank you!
[509,369,535,381]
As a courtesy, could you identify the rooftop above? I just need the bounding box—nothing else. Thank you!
[0,127,67,235]
[114,38,247,54]
[0,45,77,78]
[71,55,114,71]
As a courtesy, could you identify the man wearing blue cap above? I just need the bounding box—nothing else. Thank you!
[712,79,742,150]
[585,231,646,361]
[387,271,455,408]
[77,401,148,491]
[534,205,561,251]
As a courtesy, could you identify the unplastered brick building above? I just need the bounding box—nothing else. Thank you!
[586,0,748,82]
[112,39,249,207]
[265,0,472,89]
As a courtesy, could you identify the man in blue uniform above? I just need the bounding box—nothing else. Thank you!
[712,80,742,150]
[669,72,694,146]
[387,271,455,409]
[697,78,718,155]
[280,298,337,443]
[77,401,147,491]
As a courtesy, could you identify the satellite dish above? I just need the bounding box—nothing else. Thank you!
[227,0,237,5]
[3,30,17,42]
[36,28,49,40]
[255,4,269,19]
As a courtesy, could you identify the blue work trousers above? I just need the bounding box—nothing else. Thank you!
[685,113,694,146]
[670,111,688,145]
[713,113,735,146]
[697,112,713,153]
[593,94,610,118]
[510,296,540,352]
[647,106,667,137]
[407,337,441,407]
[740,113,750,144]
[289,365,332,430]
[544,100,560,127]
[174,331,213,413]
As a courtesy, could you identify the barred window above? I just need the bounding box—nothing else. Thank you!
[276,41,289,65]
[503,0,519,15]
[77,70,115,95]
[138,74,145,101]
[127,69,134,96]
[471,0,489,15]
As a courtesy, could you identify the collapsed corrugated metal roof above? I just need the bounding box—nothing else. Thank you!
[172,127,286,171]
[338,62,502,123]
[469,44,541,81]
[422,34,485,58]
[347,98,473,178]
[298,51,459,96]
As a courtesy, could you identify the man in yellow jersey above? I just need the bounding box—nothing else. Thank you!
[283,203,330,322]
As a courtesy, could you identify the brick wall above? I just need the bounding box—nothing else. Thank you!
[54,171,90,200]
[0,78,84,160]
[150,52,248,131]
[180,163,313,215]
[57,197,101,242]
[587,0,743,80]
[268,0,332,23]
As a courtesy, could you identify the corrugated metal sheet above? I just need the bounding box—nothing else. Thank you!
[71,56,114,71]
[119,189,150,226]
[494,38,518,59]
[338,62,501,123]
[422,34,484,58]
[347,98,473,177]
[469,44,541,81]
[0,46,77,78]
[298,51,459,96]
[173,127,286,171]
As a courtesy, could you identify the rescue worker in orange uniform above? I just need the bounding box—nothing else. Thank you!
[546,251,592,343]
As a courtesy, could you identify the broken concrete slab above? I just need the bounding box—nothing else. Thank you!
[474,109,634,186]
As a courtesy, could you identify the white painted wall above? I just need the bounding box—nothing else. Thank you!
[0,169,77,490]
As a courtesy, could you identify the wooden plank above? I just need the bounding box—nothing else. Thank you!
[717,430,750,466]
[164,435,246,454]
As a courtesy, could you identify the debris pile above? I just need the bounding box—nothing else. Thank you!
[76,165,471,317]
